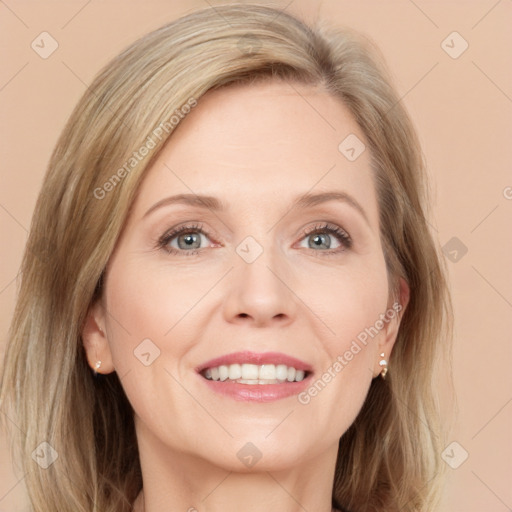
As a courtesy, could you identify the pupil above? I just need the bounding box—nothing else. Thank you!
[311,234,330,249]
[179,233,199,249]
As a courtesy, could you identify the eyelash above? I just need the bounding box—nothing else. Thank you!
[156,222,352,257]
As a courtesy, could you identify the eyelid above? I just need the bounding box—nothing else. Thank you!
[302,222,352,245]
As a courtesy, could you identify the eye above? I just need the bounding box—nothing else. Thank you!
[298,223,352,254]
[157,223,214,256]
[156,221,352,257]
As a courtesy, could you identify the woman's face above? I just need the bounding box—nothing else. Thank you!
[84,80,407,472]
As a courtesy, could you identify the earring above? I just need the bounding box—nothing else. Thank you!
[93,360,102,376]
[379,352,388,379]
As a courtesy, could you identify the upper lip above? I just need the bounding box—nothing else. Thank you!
[196,350,313,374]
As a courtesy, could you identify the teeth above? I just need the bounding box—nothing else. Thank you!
[276,364,288,381]
[241,363,258,380]
[259,364,275,380]
[202,363,308,383]
[218,365,229,381]
[228,363,242,380]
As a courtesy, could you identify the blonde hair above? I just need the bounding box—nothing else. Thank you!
[0,4,453,511]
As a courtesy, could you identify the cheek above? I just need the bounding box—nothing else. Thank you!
[100,257,215,438]
[103,257,211,370]
[310,256,390,355]
[296,256,389,422]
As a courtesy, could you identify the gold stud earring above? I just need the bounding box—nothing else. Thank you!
[379,352,388,379]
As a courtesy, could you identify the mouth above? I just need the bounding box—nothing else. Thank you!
[196,351,314,402]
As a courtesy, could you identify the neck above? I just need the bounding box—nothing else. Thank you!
[132,417,338,512]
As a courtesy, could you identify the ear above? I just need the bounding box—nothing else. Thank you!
[82,299,115,374]
[372,277,410,377]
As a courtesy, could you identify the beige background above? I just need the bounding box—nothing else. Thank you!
[1,1,511,510]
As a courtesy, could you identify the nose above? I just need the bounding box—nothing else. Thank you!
[222,244,297,328]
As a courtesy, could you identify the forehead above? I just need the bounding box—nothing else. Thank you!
[131,80,378,225]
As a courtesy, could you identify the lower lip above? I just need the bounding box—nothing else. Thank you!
[199,374,312,402]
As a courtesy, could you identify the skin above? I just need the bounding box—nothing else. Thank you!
[82,80,409,512]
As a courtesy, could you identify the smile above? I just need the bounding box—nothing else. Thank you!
[196,351,314,402]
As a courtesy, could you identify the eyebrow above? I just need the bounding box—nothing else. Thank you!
[143,191,370,225]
